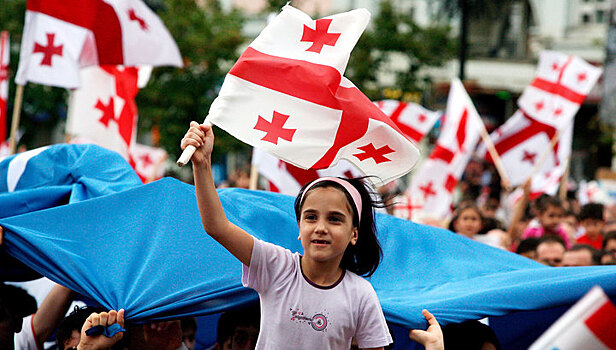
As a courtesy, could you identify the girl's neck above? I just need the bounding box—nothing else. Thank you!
[300,256,344,287]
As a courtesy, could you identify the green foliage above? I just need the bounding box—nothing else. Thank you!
[136,0,247,162]
[346,0,456,100]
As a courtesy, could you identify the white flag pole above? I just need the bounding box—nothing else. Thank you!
[177,118,211,167]
[9,84,24,154]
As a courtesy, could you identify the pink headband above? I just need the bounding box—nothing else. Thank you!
[300,177,362,223]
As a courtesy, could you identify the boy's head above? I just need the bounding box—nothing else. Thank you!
[579,203,605,239]
[536,235,566,267]
[534,195,564,233]
[562,244,600,266]
[56,305,105,350]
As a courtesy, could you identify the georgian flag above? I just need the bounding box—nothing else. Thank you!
[374,100,441,143]
[15,0,182,89]
[1,31,8,145]
[67,65,142,159]
[251,147,361,196]
[130,143,167,183]
[518,51,601,131]
[530,286,616,350]
[408,79,483,221]
[207,5,420,185]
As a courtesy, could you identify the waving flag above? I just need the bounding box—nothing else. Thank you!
[374,100,441,143]
[530,286,616,350]
[251,147,361,196]
[131,143,167,183]
[207,5,419,185]
[15,0,182,88]
[2,177,616,334]
[408,79,483,221]
[480,52,601,188]
[0,31,8,149]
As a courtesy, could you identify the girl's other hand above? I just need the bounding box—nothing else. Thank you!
[180,121,214,166]
[408,309,443,350]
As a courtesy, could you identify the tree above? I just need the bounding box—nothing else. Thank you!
[137,0,246,163]
[346,0,456,101]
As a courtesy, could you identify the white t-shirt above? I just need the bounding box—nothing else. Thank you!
[242,238,392,349]
[14,315,39,350]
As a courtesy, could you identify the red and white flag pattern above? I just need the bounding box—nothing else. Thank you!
[252,147,362,196]
[408,79,483,221]
[207,5,420,185]
[131,143,167,183]
[530,286,616,350]
[67,65,141,159]
[15,0,182,89]
[374,100,441,143]
[1,31,9,148]
[480,51,601,189]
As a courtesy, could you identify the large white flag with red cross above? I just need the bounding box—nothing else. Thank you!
[407,79,483,222]
[251,147,362,196]
[207,5,420,185]
[479,51,601,189]
[0,31,9,149]
[15,0,182,89]
[374,100,441,143]
[530,286,616,350]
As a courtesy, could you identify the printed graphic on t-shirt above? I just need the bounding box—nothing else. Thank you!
[290,308,329,332]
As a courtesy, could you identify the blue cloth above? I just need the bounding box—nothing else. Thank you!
[0,144,142,281]
[2,177,616,332]
[85,323,126,338]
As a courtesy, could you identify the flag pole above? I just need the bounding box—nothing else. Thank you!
[559,155,571,201]
[249,164,259,190]
[177,119,210,167]
[475,117,511,190]
[525,127,564,183]
[9,84,25,154]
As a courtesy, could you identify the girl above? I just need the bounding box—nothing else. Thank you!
[522,194,570,248]
[449,202,506,249]
[181,122,393,349]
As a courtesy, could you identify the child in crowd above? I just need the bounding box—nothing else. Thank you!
[181,122,398,349]
[576,203,605,250]
[522,194,571,248]
[449,202,504,248]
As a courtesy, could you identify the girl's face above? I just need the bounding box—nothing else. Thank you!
[298,187,358,265]
[453,208,482,238]
[538,205,563,232]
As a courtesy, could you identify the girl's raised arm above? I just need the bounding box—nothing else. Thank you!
[181,121,254,266]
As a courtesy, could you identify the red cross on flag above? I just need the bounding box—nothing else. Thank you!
[530,286,616,350]
[374,100,441,143]
[206,5,420,185]
[15,0,182,89]
[131,143,167,183]
[67,65,148,159]
[251,148,362,196]
[518,51,601,131]
[0,31,9,144]
[407,79,483,222]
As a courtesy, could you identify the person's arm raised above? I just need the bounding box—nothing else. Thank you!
[181,122,254,266]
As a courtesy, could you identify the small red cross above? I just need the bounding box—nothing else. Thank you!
[353,143,394,164]
[33,33,63,66]
[140,153,153,167]
[343,170,354,178]
[394,194,422,218]
[95,97,116,127]
[521,150,537,164]
[128,8,148,30]
[553,106,563,117]
[552,62,559,71]
[535,100,544,112]
[444,174,457,193]
[577,72,587,83]
[300,19,341,53]
[417,114,427,123]
[0,63,8,82]
[419,181,437,200]
[254,111,296,145]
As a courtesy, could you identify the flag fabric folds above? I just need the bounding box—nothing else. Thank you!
[374,100,440,143]
[15,0,182,88]
[2,177,616,327]
[0,31,8,145]
[408,79,483,221]
[530,286,616,350]
[207,5,419,185]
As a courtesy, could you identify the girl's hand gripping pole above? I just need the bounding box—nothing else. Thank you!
[177,120,212,167]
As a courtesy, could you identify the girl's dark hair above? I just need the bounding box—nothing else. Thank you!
[534,194,563,214]
[448,201,483,232]
[294,177,383,277]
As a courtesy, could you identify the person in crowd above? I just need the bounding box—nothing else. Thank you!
[515,237,539,260]
[70,309,125,350]
[449,202,505,248]
[536,235,566,267]
[523,194,570,248]
[560,210,580,244]
[601,230,616,264]
[408,310,444,350]
[0,283,37,350]
[562,244,600,266]
[182,121,394,349]
[576,203,605,250]
[57,306,106,350]
[213,304,260,350]
[440,320,501,350]
[181,317,197,350]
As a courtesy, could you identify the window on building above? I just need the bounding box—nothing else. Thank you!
[596,10,605,22]
[582,13,591,23]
